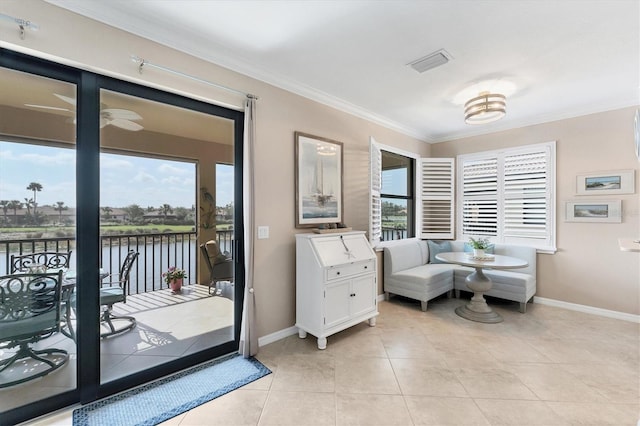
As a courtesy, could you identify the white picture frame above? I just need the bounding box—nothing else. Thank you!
[565,200,622,223]
[575,169,635,195]
[295,132,343,228]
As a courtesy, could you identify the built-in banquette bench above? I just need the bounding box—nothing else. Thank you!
[383,239,536,313]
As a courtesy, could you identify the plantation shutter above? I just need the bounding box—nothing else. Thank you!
[457,141,556,251]
[420,158,454,239]
[503,146,552,244]
[370,142,382,245]
[461,157,498,237]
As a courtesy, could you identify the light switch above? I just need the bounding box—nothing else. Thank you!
[257,226,269,239]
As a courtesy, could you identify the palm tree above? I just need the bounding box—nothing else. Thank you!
[55,201,68,223]
[23,198,33,216]
[101,206,113,220]
[26,182,43,215]
[0,200,8,224]
[8,200,22,224]
[159,203,173,220]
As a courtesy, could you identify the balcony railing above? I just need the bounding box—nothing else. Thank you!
[0,230,234,295]
[381,227,408,241]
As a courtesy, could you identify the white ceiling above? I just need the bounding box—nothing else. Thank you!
[46,0,640,143]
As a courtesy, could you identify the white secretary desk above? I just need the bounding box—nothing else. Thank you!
[295,231,378,349]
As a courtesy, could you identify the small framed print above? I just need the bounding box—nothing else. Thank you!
[576,170,635,195]
[565,200,622,223]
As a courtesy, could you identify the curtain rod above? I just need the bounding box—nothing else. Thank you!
[130,55,258,100]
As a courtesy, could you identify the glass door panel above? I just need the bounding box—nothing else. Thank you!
[98,89,236,384]
[0,67,77,410]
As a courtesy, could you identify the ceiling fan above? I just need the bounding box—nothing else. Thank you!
[25,93,144,131]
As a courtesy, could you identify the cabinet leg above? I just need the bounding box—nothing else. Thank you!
[298,329,307,339]
[368,317,376,327]
[317,337,327,350]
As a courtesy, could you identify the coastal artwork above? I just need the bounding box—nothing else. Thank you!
[576,170,635,195]
[573,204,608,218]
[565,200,621,222]
[585,175,620,191]
[295,132,343,227]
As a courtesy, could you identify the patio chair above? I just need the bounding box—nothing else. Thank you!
[0,271,68,388]
[9,251,75,340]
[10,251,72,273]
[99,250,139,338]
[200,240,233,295]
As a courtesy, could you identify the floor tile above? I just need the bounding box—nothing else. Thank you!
[258,391,335,425]
[474,398,570,425]
[335,357,400,394]
[404,395,490,425]
[336,393,413,425]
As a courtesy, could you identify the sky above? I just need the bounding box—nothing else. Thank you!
[0,141,234,209]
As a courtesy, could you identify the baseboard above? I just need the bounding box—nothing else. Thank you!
[534,297,639,323]
[258,325,298,347]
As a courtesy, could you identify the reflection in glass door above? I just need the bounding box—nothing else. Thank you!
[98,88,236,384]
[0,67,77,411]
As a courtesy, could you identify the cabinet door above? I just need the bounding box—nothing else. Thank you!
[350,275,376,318]
[325,281,351,328]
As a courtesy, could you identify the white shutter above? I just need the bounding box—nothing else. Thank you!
[370,142,382,245]
[460,157,498,237]
[503,147,551,242]
[457,141,556,251]
[420,158,454,239]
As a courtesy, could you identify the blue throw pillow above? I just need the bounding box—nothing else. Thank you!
[427,240,452,264]
[463,242,495,254]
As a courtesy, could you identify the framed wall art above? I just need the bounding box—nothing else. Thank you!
[565,200,622,223]
[295,132,343,228]
[575,169,635,195]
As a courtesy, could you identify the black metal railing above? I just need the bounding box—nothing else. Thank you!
[0,230,234,295]
[381,227,408,241]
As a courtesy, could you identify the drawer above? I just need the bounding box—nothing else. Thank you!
[326,260,374,281]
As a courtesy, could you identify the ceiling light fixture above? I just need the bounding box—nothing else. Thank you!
[464,92,506,124]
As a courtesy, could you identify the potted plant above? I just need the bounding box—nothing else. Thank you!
[468,237,491,257]
[163,266,187,294]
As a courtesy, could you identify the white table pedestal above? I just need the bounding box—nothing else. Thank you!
[454,267,503,323]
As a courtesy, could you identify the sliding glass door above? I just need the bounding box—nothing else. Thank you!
[0,48,244,425]
[0,64,78,413]
[97,87,238,385]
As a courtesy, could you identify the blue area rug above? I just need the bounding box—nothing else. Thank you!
[73,353,271,426]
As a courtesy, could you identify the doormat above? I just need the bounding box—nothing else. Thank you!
[73,353,270,426]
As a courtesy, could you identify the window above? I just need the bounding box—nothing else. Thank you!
[457,141,556,252]
[381,151,414,241]
[370,139,454,246]
[370,140,417,244]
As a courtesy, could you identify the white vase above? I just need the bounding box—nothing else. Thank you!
[473,248,485,258]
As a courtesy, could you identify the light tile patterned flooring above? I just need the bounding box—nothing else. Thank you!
[31,295,639,425]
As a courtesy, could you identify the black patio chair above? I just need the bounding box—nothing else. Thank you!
[10,251,72,273]
[99,250,139,338]
[9,251,75,340]
[0,270,68,388]
[200,240,233,295]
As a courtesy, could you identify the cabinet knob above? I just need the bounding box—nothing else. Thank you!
[364,266,368,269]
[350,293,356,297]
[336,272,340,275]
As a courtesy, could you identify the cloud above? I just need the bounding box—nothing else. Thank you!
[101,155,134,170]
[158,163,193,175]
[133,171,157,183]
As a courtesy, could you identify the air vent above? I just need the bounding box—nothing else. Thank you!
[408,49,453,73]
